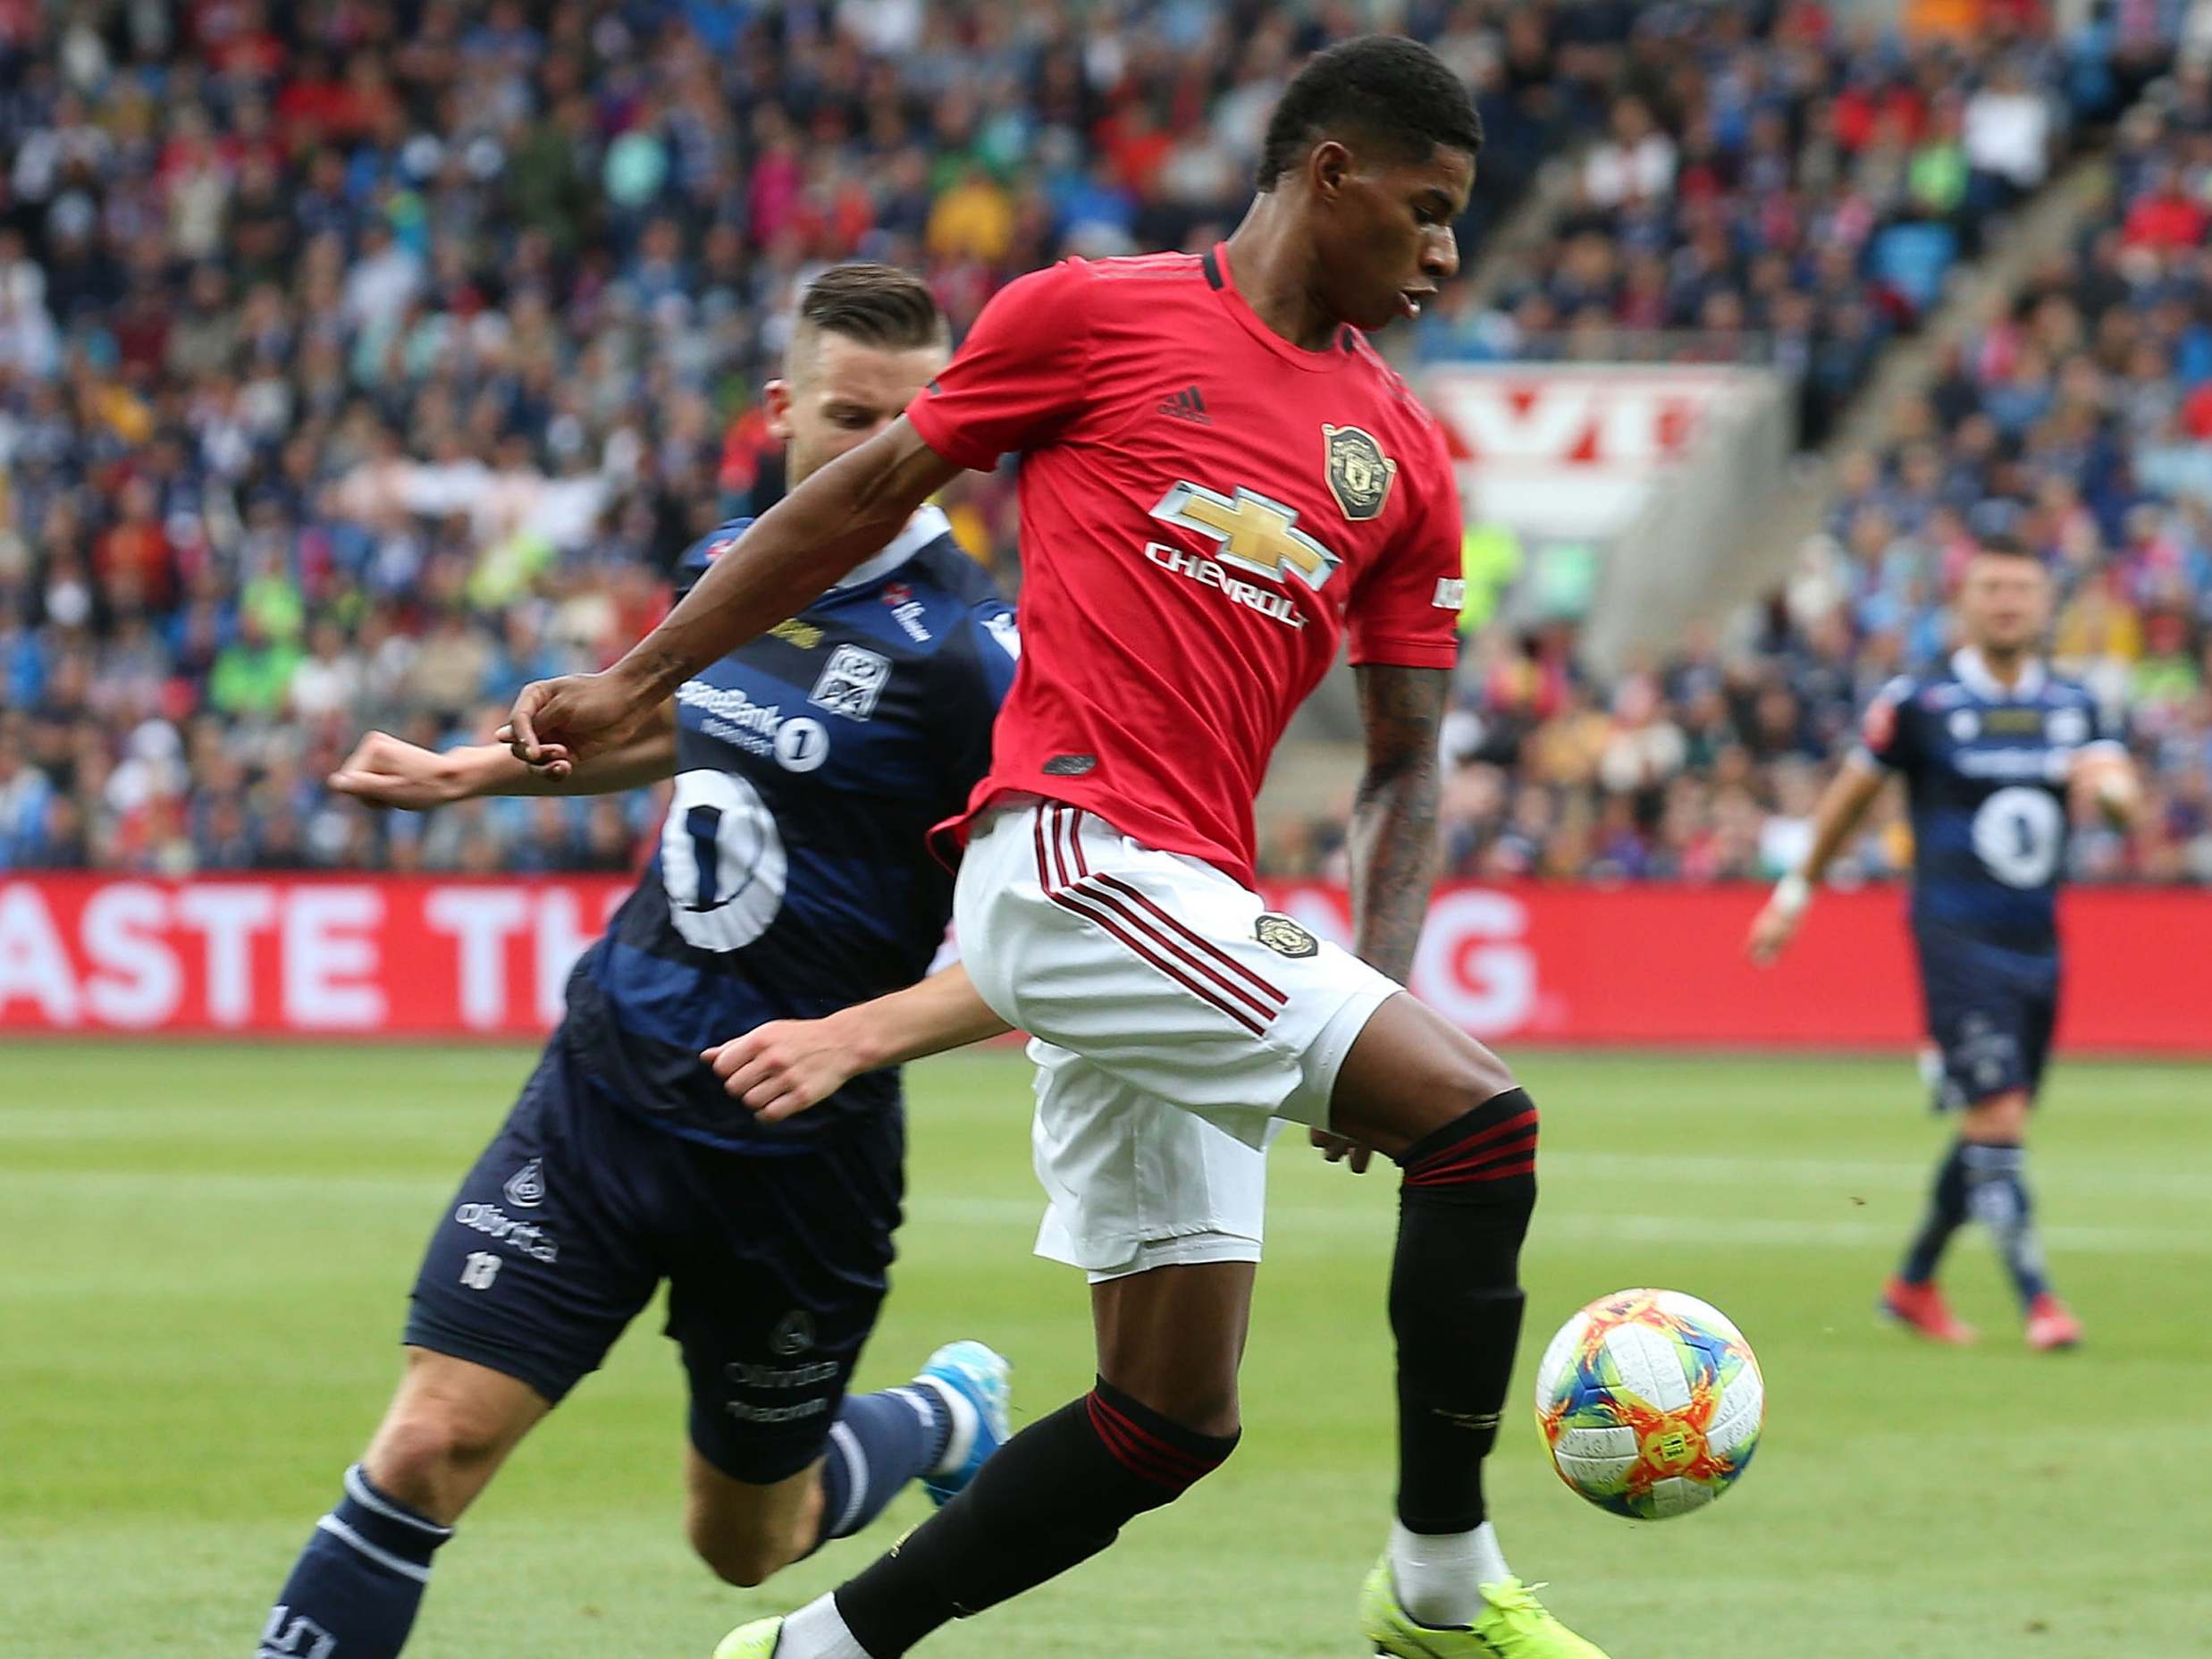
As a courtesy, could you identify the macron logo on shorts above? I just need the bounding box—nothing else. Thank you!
[503,1158,544,1208]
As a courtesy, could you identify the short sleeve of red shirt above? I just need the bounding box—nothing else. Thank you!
[1346,422,1463,669]
[905,260,1095,472]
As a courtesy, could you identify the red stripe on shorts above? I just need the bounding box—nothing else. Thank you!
[1061,805,1091,880]
[1067,878,1281,1022]
[1032,804,1056,892]
[1047,887,1268,1036]
[1090,872,1285,1006]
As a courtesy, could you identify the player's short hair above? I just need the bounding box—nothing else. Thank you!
[1257,35,1484,192]
[791,264,948,376]
[1972,535,2047,567]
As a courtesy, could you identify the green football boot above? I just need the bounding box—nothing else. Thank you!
[1361,1554,1611,1657]
[711,1616,784,1659]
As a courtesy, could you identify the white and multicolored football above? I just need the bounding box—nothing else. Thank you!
[1534,1287,1763,1520]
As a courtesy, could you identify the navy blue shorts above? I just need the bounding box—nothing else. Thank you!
[1915,928,2060,1110]
[405,1039,903,1484]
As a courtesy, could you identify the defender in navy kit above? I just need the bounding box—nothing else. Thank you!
[254,267,1016,1659]
[1750,538,2139,1352]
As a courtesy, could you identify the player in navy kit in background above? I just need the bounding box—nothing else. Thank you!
[1749,537,2140,1352]
[251,267,1019,1659]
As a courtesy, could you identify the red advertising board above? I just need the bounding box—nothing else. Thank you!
[0,874,2202,1051]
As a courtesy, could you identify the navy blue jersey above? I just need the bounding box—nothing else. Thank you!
[559,507,1016,1148]
[1856,648,2121,953]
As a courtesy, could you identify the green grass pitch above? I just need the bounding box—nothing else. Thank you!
[4,1042,2208,1656]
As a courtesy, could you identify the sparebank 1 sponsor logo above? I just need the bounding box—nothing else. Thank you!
[677,678,830,772]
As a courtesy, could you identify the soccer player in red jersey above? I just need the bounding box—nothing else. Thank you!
[507,38,1606,1659]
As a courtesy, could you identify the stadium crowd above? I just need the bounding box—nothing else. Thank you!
[1292,42,2212,893]
[0,0,2205,891]
[1408,0,2173,443]
[0,0,1604,875]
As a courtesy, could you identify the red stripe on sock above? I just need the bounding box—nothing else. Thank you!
[1091,1395,1219,1480]
[1088,1397,1189,1486]
[1086,1394,1222,1487]
[1404,1108,1539,1175]
[1406,1144,1540,1187]
[1406,1151,1538,1187]
[1407,1129,1541,1182]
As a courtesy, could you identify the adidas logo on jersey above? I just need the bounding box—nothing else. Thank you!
[1158,385,1211,424]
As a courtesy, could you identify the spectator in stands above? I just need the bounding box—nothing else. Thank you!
[1583,95,1675,210]
[0,0,1594,878]
[0,0,2196,894]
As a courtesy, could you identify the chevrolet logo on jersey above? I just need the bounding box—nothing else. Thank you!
[1149,482,1342,591]
[1323,424,1396,521]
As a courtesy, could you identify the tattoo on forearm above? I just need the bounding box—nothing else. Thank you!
[1348,664,1445,982]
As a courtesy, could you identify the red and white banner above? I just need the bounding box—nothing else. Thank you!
[0,876,627,1039]
[1,875,2205,1052]
[1421,365,1768,540]
[1265,881,2206,1053]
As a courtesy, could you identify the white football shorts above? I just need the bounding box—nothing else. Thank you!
[953,796,1402,1281]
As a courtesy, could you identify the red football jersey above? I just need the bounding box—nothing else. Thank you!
[908,246,1464,888]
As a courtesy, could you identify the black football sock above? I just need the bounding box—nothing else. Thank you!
[257,1464,453,1658]
[1899,1139,1970,1285]
[831,1380,1238,1658]
[1961,1140,2051,1307]
[1390,1088,1540,1537]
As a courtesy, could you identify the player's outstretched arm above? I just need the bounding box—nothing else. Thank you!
[1746,758,1888,964]
[506,421,961,774]
[329,709,677,808]
[702,962,1013,1123]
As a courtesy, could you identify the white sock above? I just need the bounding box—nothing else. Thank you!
[777,1594,873,1659]
[1389,1520,1511,1627]
[912,1375,979,1477]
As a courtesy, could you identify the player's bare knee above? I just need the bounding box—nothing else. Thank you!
[363,1360,531,1522]
[1082,1377,1242,1514]
[363,1406,500,1520]
[1146,1381,1242,1442]
[1963,1091,2031,1142]
[1329,995,1519,1157]
[1090,1261,1252,1441]
[684,1465,818,1587]
[687,1519,793,1588]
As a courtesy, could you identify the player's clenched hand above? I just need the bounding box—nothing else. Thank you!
[502,670,652,778]
[1745,899,1801,965]
[1310,1127,1375,1175]
[328,731,471,810]
[703,1018,866,1122]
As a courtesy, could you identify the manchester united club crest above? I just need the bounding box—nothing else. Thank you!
[1322,424,1397,522]
[1254,912,1319,959]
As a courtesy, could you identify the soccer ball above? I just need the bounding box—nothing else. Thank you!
[1534,1287,1763,1520]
